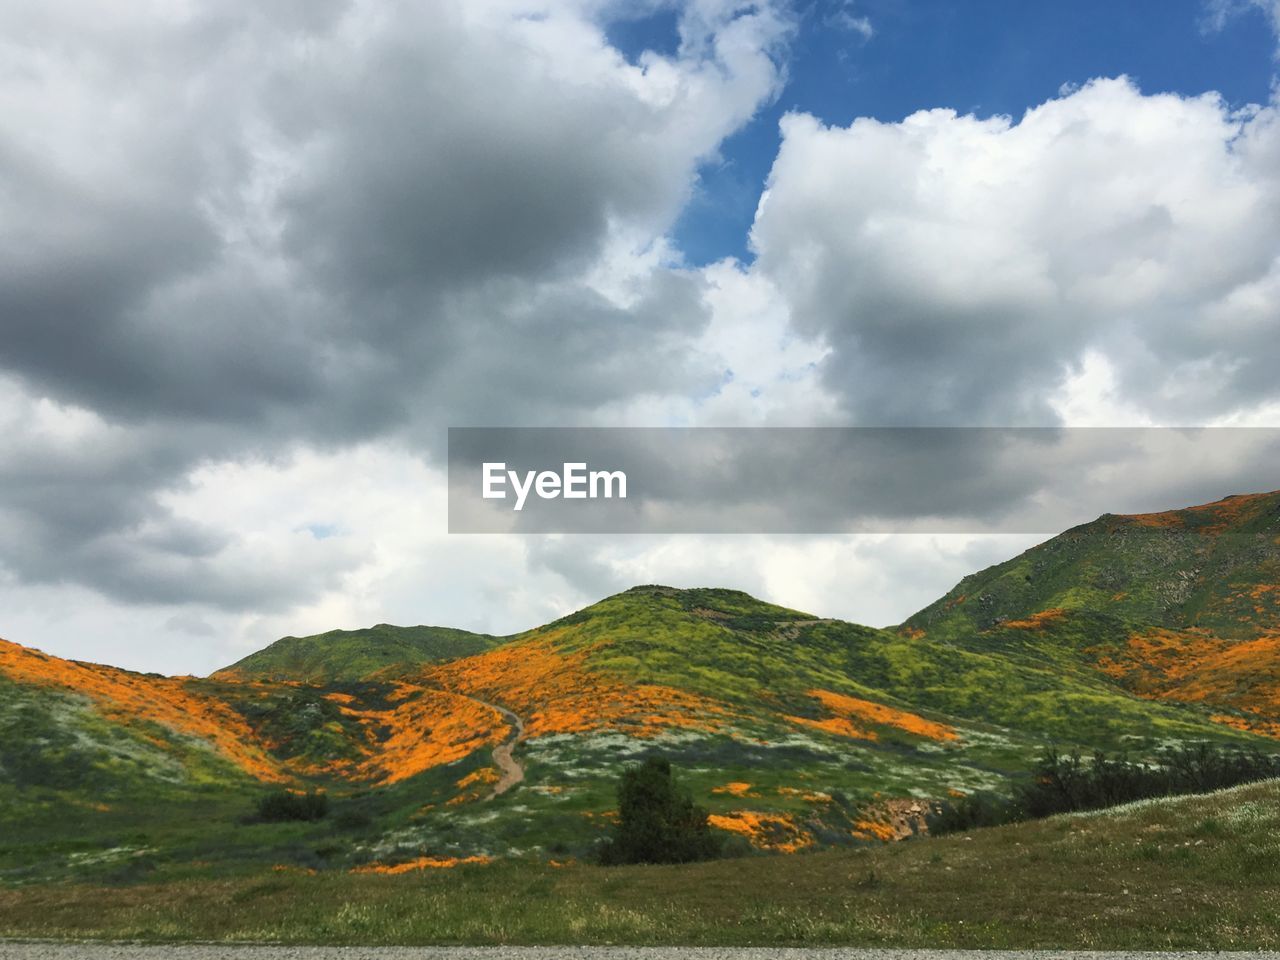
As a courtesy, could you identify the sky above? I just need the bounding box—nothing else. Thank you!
[1,0,1279,675]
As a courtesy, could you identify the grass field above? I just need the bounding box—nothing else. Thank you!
[2,778,1277,949]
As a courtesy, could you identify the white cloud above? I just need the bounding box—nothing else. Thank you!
[0,0,793,612]
[750,77,1280,426]
[828,3,873,40]
[5,6,1280,677]
[1203,0,1280,50]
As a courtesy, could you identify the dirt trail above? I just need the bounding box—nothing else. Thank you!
[474,698,525,798]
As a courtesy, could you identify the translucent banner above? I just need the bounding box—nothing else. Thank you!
[447,427,1280,534]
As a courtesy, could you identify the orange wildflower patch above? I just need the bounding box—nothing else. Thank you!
[790,689,956,742]
[447,766,501,805]
[899,626,925,640]
[1210,714,1280,738]
[777,786,832,803]
[1002,608,1067,630]
[1125,492,1275,535]
[852,820,897,842]
[421,638,735,739]
[351,855,491,875]
[0,638,285,782]
[786,714,875,741]
[1127,511,1186,529]
[854,798,934,842]
[712,781,758,797]
[343,685,509,785]
[456,767,500,789]
[70,800,112,813]
[1090,629,1280,736]
[708,811,812,853]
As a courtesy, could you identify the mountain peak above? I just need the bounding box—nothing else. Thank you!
[212,623,504,683]
[905,488,1280,641]
[1108,489,1280,536]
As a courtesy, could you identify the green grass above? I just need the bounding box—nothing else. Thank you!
[522,586,1259,751]
[2,779,1277,948]
[216,624,504,682]
[904,490,1280,643]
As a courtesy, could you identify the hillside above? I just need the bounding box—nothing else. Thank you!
[2,490,1279,879]
[0,638,284,792]
[905,491,1280,640]
[214,623,504,683]
[902,490,1280,737]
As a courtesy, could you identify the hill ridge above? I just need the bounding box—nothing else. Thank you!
[3,487,1279,874]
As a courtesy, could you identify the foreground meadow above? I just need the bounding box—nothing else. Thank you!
[2,779,1277,949]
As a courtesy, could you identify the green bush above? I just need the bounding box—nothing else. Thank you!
[927,791,1021,834]
[596,757,722,865]
[929,742,1280,835]
[1017,743,1280,819]
[254,789,329,823]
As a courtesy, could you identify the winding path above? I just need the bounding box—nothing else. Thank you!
[474,698,525,798]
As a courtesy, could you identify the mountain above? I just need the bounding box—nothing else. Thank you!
[905,491,1280,640]
[902,491,1280,736]
[2,490,1278,882]
[214,624,504,683]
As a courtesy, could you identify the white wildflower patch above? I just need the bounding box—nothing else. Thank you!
[1220,798,1279,830]
[67,846,153,868]
[1070,779,1280,821]
[954,728,1018,749]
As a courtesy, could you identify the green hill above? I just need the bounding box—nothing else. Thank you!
[509,585,1245,744]
[2,491,1279,881]
[901,490,1280,737]
[213,623,504,682]
[904,490,1280,642]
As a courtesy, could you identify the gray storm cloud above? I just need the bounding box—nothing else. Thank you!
[1,1,1279,627]
[0,0,789,609]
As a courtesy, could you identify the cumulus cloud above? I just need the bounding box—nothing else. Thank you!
[4,3,1280,673]
[0,0,791,612]
[750,77,1280,425]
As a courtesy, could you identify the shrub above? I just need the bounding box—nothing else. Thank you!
[1016,744,1280,819]
[927,791,1022,835]
[596,757,722,865]
[254,789,329,823]
[930,742,1280,835]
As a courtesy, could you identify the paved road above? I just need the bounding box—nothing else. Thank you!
[3,946,1279,959]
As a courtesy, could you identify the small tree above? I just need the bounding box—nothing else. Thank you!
[254,789,329,823]
[596,757,721,865]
